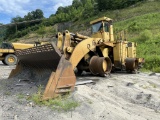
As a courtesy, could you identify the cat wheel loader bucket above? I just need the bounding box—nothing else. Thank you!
[9,43,76,100]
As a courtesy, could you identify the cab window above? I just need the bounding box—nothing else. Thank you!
[0,43,13,49]
[91,22,103,33]
[104,22,109,32]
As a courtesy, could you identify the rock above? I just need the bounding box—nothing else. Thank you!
[14,115,18,120]
[149,72,156,76]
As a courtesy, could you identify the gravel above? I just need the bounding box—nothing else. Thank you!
[0,62,160,120]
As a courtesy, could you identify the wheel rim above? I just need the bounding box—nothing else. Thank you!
[8,56,15,63]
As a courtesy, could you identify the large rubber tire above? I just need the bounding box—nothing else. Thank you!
[2,60,7,65]
[4,54,17,66]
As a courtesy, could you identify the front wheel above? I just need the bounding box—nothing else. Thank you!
[4,54,17,65]
[74,68,83,76]
[2,60,7,65]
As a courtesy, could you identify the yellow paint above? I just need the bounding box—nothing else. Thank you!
[90,17,112,24]
[109,25,114,41]
[57,32,63,50]
[12,43,35,49]
[100,47,108,57]
[66,47,74,53]
[127,42,136,58]
[113,42,128,65]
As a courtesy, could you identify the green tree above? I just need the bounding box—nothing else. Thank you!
[72,0,82,8]
[83,0,94,18]
[56,6,65,14]
[24,9,44,20]
[5,9,44,40]
[24,12,34,20]
[11,16,24,23]
[32,9,44,19]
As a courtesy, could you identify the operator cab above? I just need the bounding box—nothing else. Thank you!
[90,17,114,42]
[91,21,109,33]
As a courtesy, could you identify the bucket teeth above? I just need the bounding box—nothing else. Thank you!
[55,89,71,94]
[55,84,73,94]
[57,84,74,89]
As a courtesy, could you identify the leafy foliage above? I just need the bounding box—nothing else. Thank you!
[3,0,143,40]
[139,30,153,43]
[36,26,46,35]
[0,26,6,41]
[143,55,160,72]
[96,0,144,11]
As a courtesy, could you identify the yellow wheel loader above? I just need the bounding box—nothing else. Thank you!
[9,17,144,100]
[0,42,36,65]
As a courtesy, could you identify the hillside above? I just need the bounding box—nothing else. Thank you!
[4,0,160,72]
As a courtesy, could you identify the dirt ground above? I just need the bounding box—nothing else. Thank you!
[0,61,160,120]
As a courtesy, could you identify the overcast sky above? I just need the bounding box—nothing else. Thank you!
[0,0,73,24]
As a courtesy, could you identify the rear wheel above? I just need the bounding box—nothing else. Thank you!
[4,54,17,65]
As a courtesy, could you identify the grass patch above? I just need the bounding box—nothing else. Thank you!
[143,55,160,72]
[139,68,151,73]
[17,93,25,99]
[36,26,46,35]
[153,67,160,73]
[29,85,79,111]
